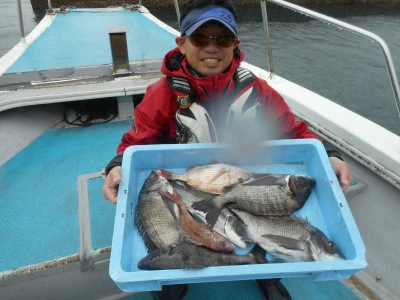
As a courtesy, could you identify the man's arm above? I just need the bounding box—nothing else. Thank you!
[102,165,122,204]
[327,153,352,193]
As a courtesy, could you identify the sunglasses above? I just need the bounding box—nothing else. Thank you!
[188,33,236,48]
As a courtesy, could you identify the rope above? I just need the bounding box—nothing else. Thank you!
[62,98,118,126]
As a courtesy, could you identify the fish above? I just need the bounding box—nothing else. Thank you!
[137,241,268,270]
[170,181,250,249]
[159,187,236,253]
[192,174,316,227]
[157,161,251,194]
[135,171,181,252]
[232,209,344,262]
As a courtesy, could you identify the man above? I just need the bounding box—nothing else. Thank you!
[103,0,352,299]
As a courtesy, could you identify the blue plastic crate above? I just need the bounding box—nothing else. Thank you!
[109,139,366,292]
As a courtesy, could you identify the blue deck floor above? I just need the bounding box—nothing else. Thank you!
[0,119,132,271]
[6,8,177,73]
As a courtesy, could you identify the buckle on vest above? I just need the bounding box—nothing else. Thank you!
[176,95,191,109]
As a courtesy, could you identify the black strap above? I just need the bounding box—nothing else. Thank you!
[234,67,256,92]
[323,141,344,161]
[167,67,256,110]
[167,76,196,109]
[104,154,123,175]
[327,150,343,161]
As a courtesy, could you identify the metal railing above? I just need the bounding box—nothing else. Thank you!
[173,0,181,26]
[14,0,400,119]
[16,0,25,42]
[261,0,400,119]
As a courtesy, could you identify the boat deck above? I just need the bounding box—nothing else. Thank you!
[0,119,131,272]
[0,4,368,299]
[0,7,177,112]
[0,116,361,300]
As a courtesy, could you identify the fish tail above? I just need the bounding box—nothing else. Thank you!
[159,191,180,221]
[250,245,268,264]
[192,198,223,228]
[171,189,183,205]
[159,189,182,206]
[159,189,174,201]
[157,168,177,180]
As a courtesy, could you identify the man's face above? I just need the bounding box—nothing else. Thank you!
[176,22,240,77]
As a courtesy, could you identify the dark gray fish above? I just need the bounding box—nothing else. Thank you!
[232,209,344,262]
[157,162,251,194]
[135,171,181,252]
[170,181,250,249]
[137,241,267,270]
[192,174,316,227]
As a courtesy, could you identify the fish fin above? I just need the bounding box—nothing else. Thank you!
[242,174,287,187]
[160,193,179,221]
[238,234,253,246]
[251,172,271,179]
[222,182,243,192]
[249,245,268,264]
[188,210,205,224]
[181,265,206,269]
[268,257,288,264]
[261,234,304,250]
[159,188,181,204]
[191,198,223,228]
[180,231,203,246]
[225,214,253,245]
[210,159,222,164]
[157,168,177,181]
[134,216,159,253]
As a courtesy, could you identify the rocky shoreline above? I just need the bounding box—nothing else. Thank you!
[31,0,400,11]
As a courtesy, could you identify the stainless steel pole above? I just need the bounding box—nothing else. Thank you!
[48,0,52,9]
[16,0,25,42]
[260,0,274,76]
[173,0,181,27]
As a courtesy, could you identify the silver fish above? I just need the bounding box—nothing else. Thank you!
[135,171,181,252]
[157,161,251,194]
[232,209,344,262]
[192,174,316,227]
[170,181,250,249]
[137,241,267,270]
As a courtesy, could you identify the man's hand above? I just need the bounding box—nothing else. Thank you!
[102,166,122,204]
[329,157,352,193]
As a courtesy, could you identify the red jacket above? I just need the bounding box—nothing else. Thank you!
[116,48,318,154]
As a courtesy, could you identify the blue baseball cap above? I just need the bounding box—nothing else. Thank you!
[180,5,238,37]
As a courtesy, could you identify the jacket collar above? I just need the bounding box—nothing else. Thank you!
[161,47,244,100]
